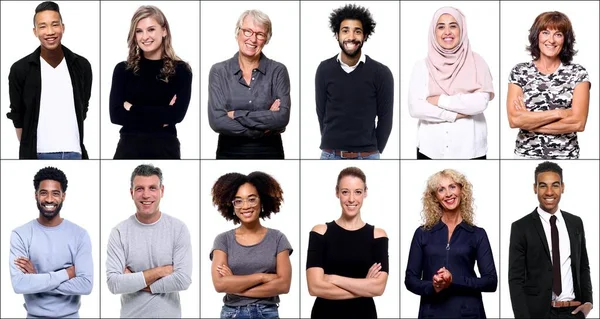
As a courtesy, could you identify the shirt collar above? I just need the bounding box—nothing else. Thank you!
[537,206,563,224]
[336,51,366,68]
[430,219,474,233]
[228,52,269,76]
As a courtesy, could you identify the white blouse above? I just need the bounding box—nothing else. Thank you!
[408,59,491,159]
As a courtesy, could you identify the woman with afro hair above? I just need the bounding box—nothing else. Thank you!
[209,171,292,319]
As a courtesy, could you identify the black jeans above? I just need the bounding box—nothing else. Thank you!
[114,133,181,159]
[216,133,284,159]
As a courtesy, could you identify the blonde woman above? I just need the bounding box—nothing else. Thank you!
[109,5,192,159]
[404,169,497,318]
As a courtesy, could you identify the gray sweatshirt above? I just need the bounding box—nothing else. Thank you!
[106,213,192,318]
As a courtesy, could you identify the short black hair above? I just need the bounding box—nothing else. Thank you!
[534,161,563,184]
[130,164,163,188]
[33,1,63,27]
[329,4,376,41]
[33,167,68,192]
[212,172,283,225]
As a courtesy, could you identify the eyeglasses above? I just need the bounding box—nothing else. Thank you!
[240,28,267,41]
[232,197,259,208]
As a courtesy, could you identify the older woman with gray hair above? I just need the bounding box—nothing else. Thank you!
[207,9,291,159]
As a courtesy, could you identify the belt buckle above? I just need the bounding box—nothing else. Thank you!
[340,150,349,159]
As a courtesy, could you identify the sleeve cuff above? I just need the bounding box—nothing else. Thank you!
[438,94,451,108]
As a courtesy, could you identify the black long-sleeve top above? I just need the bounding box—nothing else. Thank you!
[315,55,394,153]
[109,56,192,136]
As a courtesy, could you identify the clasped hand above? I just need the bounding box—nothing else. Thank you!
[432,267,452,293]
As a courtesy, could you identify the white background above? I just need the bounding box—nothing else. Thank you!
[400,161,500,318]
[300,161,400,318]
[200,161,300,318]
[400,1,501,159]
[200,2,300,159]
[300,1,400,159]
[100,160,200,318]
[500,1,600,159]
[100,1,200,159]
[500,160,599,318]
[0,161,100,318]
[0,1,100,159]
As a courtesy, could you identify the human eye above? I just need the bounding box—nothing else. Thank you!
[248,197,258,204]
[341,190,349,195]
[233,199,243,206]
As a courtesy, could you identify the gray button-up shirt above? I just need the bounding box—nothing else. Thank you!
[207,52,291,138]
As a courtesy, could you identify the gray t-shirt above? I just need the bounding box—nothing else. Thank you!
[210,228,293,306]
[106,213,192,318]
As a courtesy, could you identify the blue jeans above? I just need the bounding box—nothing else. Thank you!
[37,152,82,160]
[220,304,279,319]
[320,150,380,160]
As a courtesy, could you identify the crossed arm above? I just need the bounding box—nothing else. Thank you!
[506,82,589,134]
[306,225,388,300]
[9,231,93,295]
[211,249,291,297]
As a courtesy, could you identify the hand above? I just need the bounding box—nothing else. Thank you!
[269,99,281,111]
[123,101,132,111]
[141,286,152,293]
[366,263,382,279]
[227,111,235,119]
[437,267,452,288]
[572,303,592,318]
[432,273,445,293]
[124,267,133,274]
[66,265,76,279]
[456,113,470,119]
[216,264,233,277]
[14,257,37,274]
[426,95,440,106]
[161,265,174,277]
[513,96,526,111]
[169,95,177,106]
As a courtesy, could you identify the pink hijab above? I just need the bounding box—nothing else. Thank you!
[426,7,494,99]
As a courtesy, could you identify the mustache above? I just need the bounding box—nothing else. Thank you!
[343,40,362,45]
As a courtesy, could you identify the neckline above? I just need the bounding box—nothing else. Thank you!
[532,60,562,76]
[233,227,270,247]
[333,220,367,232]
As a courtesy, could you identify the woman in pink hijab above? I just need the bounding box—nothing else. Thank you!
[408,7,494,159]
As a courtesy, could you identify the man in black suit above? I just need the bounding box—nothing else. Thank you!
[509,161,593,319]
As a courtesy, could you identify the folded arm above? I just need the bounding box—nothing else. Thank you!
[506,83,565,130]
[437,92,490,115]
[105,228,147,294]
[211,249,269,293]
[450,229,497,293]
[233,66,291,131]
[306,267,358,300]
[408,63,458,123]
[9,232,69,294]
[207,65,264,138]
[50,231,94,295]
[149,224,192,294]
[530,81,590,134]
[508,222,531,319]
[237,250,292,298]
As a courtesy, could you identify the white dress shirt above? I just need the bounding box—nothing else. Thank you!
[336,51,366,73]
[537,207,575,302]
[408,59,491,159]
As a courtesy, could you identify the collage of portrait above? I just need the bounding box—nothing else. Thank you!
[0,1,598,319]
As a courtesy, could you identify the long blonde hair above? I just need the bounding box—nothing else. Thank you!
[126,5,185,82]
[421,169,474,229]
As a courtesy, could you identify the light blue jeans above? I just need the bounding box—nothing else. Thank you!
[220,304,279,319]
[37,152,82,160]
[320,150,380,160]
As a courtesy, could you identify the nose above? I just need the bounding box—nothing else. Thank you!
[544,186,554,196]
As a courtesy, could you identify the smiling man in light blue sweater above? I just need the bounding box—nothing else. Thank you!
[9,167,93,318]
[106,164,192,318]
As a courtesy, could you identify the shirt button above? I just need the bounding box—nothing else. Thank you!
[248,88,251,90]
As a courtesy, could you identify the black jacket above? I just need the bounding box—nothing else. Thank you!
[508,209,593,318]
[6,45,92,159]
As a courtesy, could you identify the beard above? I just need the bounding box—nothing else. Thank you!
[37,201,63,220]
[338,39,363,58]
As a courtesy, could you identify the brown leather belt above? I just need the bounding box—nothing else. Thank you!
[323,149,378,159]
[551,300,582,308]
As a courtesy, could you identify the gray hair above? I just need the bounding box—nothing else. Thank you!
[235,9,272,44]
[130,164,163,188]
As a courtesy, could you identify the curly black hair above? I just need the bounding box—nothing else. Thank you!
[33,167,68,192]
[534,161,563,184]
[212,172,283,225]
[527,11,577,64]
[329,4,376,41]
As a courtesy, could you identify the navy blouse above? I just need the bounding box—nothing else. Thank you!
[405,221,497,318]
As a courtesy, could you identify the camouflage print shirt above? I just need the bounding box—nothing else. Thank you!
[509,62,589,159]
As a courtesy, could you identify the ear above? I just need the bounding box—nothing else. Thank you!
[61,191,66,202]
[533,183,538,194]
[561,182,565,194]
[160,184,165,198]
[162,28,167,38]
[335,187,340,199]
[32,27,37,37]
[130,188,134,199]
[363,188,368,199]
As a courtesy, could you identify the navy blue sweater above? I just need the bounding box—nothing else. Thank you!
[315,55,394,153]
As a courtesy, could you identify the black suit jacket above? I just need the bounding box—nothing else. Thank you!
[508,209,593,318]
[6,45,92,159]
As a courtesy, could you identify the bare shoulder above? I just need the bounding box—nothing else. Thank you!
[374,227,388,239]
[311,224,328,235]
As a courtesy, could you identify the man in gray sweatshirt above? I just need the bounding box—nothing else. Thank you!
[106,164,192,318]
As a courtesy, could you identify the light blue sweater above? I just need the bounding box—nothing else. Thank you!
[9,219,93,318]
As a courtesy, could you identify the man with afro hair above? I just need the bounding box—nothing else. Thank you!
[316,4,394,160]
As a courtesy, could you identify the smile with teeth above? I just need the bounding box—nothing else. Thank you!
[344,42,358,49]
[43,203,57,210]
[141,201,153,205]
[239,211,253,218]
[444,197,456,205]
[443,37,454,42]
